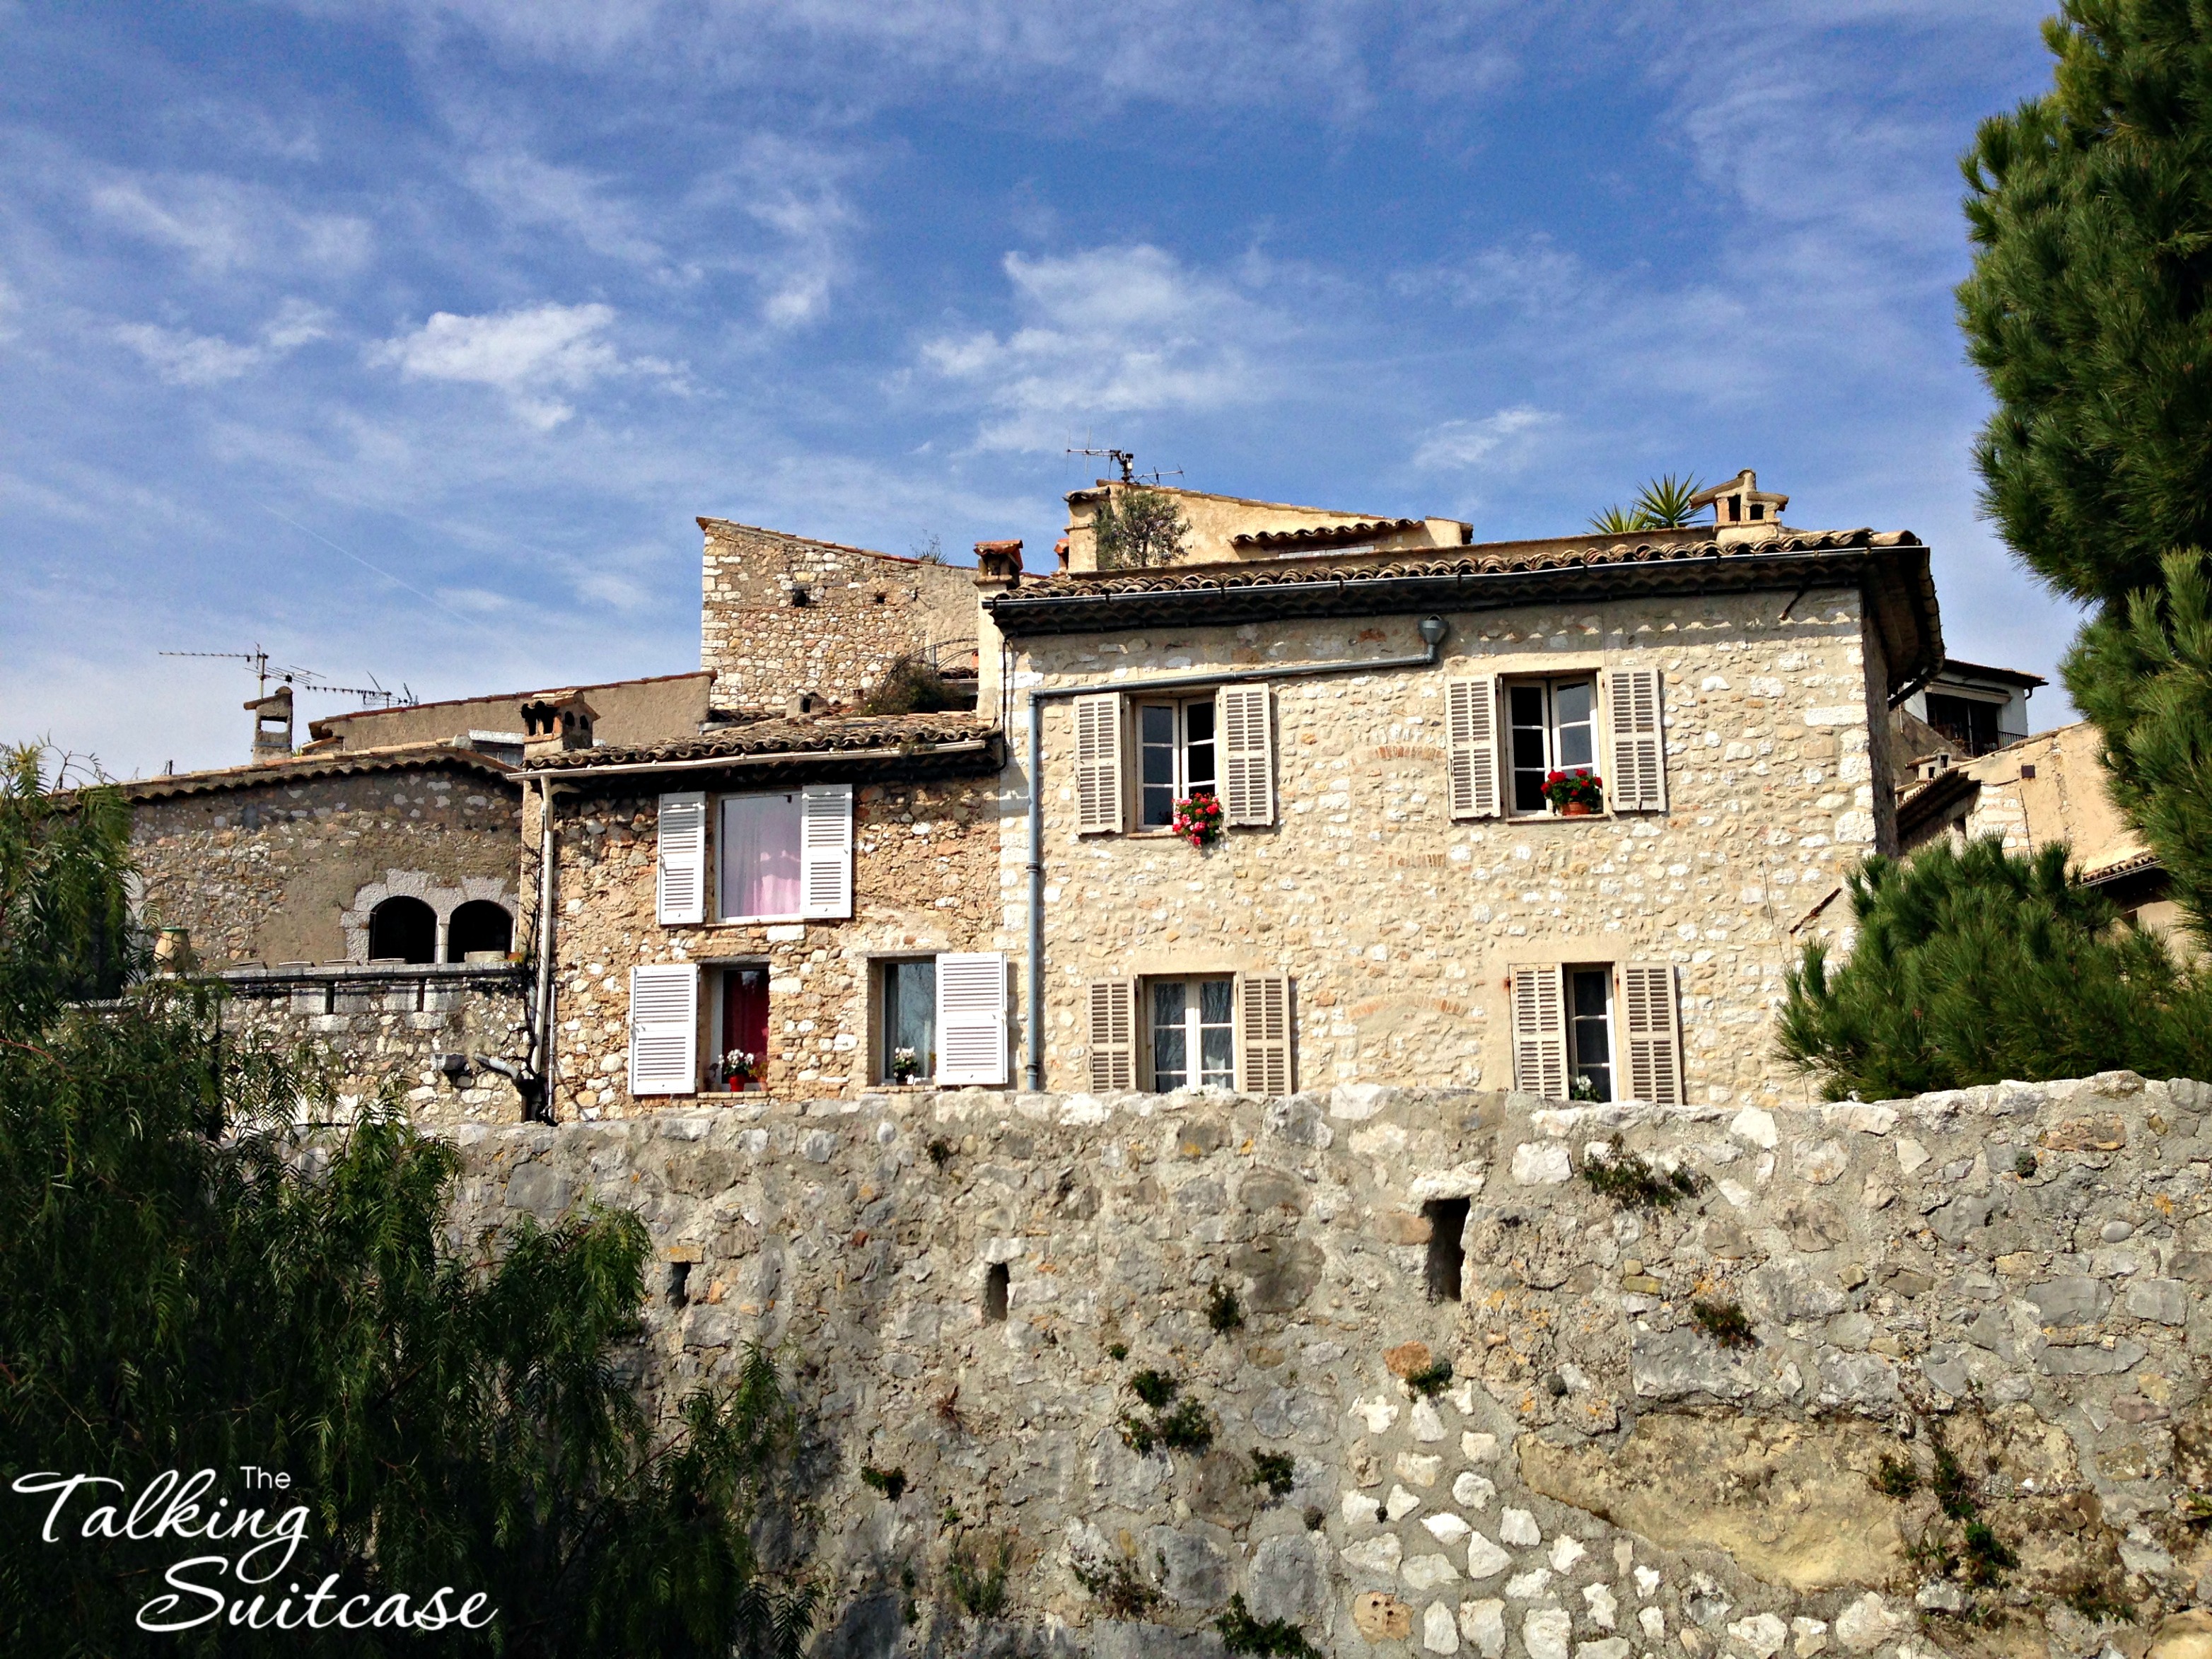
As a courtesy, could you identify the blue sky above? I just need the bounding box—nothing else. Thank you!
[2,0,2067,777]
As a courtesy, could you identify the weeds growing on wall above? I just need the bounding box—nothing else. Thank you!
[1215,1594,1321,1657]
[859,655,963,716]
[1581,1143,1701,1209]
[945,1534,1013,1619]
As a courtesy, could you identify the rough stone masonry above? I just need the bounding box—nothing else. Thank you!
[449,1067,2212,1659]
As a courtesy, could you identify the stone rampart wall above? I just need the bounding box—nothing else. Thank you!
[448,1069,2212,1659]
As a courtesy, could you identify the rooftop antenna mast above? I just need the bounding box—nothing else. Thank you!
[1068,446,1136,483]
[159,647,417,708]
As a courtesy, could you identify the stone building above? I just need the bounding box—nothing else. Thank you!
[698,517,980,714]
[304,669,716,756]
[519,709,1006,1115]
[977,470,1941,1110]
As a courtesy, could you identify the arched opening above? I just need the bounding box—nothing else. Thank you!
[446,900,513,962]
[368,896,437,965]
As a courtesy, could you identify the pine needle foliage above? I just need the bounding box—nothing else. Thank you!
[2065,549,2212,939]
[1957,0,2212,610]
[1092,487,1191,569]
[0,753,821,1657]
[1777,836,2212,1100]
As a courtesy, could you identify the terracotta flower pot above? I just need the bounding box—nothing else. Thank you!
[1560,802,1598,817]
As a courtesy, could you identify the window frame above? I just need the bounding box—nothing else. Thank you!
[715,788,807,924]
[876,955,938,1085]
[1144,974,1237,1091]
[1565,965,1618,1104]
[1504,675,1601,817]
[1134,696,1219,830]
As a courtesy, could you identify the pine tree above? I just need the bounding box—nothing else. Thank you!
[1777,835,2212,1100]
[0,749,822,1656]
[1092,487,1191,569]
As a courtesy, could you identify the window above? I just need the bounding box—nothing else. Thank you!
[368,896,436,964]
[1137,699,1216,827]
[720,793,803,919]
[1567,967,1615,1102]
[880,957,936,1082]
[1923,693,2003,757]
[1507,678,1597,813]
[446,900,513,962]
[1422,1198,1469,1302]
[716,964,769,1087]
[1150,977,1234,1090]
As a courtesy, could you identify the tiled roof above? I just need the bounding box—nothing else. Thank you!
[310,669,713,733]
[1020,526,1918,598]
[1231,518,1426,550]
[523,710,996,772]
[116,744,517,802]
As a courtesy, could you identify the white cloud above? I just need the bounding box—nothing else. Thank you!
[111,299,332,386]
[88,173,370,276]
[367,301,677,429]
[1413,407,1556,472]
[920,245,1286,451]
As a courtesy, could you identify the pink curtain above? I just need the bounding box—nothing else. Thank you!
[721,794,801,919]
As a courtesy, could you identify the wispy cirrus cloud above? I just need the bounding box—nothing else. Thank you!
[1412,407,1556,473]
[112,298,331,386]
[367,301,681,428]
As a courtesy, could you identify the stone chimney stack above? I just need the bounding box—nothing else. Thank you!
[1688,469,1791,547]
[247,683,294,764]
[972,540,1023,719]
[519,690,596,761]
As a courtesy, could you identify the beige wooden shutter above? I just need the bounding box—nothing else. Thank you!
[1235,972,1292,1096]
[933,952,1007,1085]
[656,792,707,924]
[628,963,699,1095]
[1086,979,1135,1092]
[1621,962,1684,1105]
[798,784,853,919]
[1073,694,1124,834]
[1446,677,1501,820]
[1510,964,1568,1099]
[1217,685,1276,826]
[1609,668,1667,812]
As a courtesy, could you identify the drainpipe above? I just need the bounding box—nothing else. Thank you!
[1020,615,1450,1091]
[528,775,559,1122]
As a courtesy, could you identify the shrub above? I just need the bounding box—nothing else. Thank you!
[947,1534,1013,1619]
[1691,1299,1755,1349]
[1406,1359,1457,1398]
[859,654,962,716]
[1249,1450,1297,1498]
[1216,1594,1321,1656]
[1583,1145,1700,1209]
[861,1464,908,1501]
[1207,1282,1244,1332]
[1092,487,1190,569]
[1072,1552,1160,1619]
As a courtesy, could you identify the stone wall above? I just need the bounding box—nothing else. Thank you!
[545,772,1006,1113]
[221,964,530,1130]
[1001,587,1892,1106]
[129,760,524,967]
[446,1068,2212,1659]
[699,519,982,713]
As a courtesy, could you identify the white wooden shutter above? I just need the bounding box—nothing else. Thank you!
[1622,962,1684,1105]
[656,792,707,924]
[1446,677,1501,820]
[1236,972,1292,1097]
[628,963,699,1096]
[1510,964,1568,1100]
[1609,668,1667,812]
[799,784,853,919]
[1073,694,1124,834]
[1217,685,1276,826]
[934,951,1007,1085]
[1087,979,1135,1093]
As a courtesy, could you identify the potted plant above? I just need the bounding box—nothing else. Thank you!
[1543,769,1604,817]
[718,1049,759,1093]
[1170,791,1225,849]
[890,1046,923,1085]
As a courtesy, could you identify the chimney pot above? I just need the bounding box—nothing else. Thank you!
[974,540,1023,587]
[519,690,597,760]
[245,684,295,764]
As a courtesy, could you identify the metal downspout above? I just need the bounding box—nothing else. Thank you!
[530,775,559,1122]
[1020,615,1449,1091]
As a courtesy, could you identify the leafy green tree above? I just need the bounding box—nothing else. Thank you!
[2066,549,2212,940]
[1957,0,2212,610]
[1777,835,2212,1100]
[1589,474,1704,535]
[0,750,821,1656]
[1092,487,1191,569]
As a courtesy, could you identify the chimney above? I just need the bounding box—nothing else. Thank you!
[974,540,1024,586]
[246,684,294,764]
[785,689,825,717]
[519,690,596,760]
[1687,469,1790,547]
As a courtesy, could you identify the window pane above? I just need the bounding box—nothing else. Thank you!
[1199,978,1233,1023]
[1568,968,1612,1102]
[1184,700,1216,793]
[885,960,936,1079]
[722,793,801,918]
[1554,680,1595,770]
[1151,979,1189,1090]
[1510,685,1549,813]
[1141,704,1177,827]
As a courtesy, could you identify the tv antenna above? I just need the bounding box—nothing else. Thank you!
[1066,447,1183,487]
[160,646,415,708]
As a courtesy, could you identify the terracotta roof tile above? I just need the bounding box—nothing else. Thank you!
[117,744,517,801]
[523,710,995,772]
[1230,517,1426,549]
